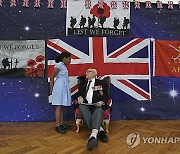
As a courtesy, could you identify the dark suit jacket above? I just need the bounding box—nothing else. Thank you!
[77,78,109,110]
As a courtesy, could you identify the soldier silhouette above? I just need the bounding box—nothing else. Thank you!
[10,58,13,69]
[14,59,19,68]
[113,17,119,29]
[99,15,106,28]
[88,17,92,28]
[2,58,10,69]
[91,16,96,28]
[88,16,96,29]
[79,15,86,28]
[122,17,130,30]
[70,16,77,29]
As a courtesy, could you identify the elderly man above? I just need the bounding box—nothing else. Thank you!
[77,68,109,149]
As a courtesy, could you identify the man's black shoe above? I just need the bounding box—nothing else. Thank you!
[99,131,108,142]
[87,137,98,150]
[55,125,66,134]
[62,124,72,130]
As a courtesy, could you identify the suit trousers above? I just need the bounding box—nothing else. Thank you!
[79,104,104,130]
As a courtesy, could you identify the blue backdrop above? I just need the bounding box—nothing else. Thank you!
[0,2,180,121]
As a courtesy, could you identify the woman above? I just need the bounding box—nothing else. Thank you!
[50,52,72,134]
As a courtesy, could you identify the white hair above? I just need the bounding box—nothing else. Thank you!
[86,68,97,77]
[92,68,97,76]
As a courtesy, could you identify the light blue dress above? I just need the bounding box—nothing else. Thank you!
[52,62,71,106]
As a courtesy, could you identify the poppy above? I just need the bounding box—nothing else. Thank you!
[27,59,36,67]
[37,63,44,70]
[36,55,45,62]
[36,70,44,77]
[90,2,110,19]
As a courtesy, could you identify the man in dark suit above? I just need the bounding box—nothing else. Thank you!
[77,68,109,150]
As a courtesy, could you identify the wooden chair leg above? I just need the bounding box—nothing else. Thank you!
[103,119,110,133]
[76,119,82,133]
[81,119,83,125]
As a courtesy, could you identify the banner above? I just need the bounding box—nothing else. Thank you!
[47,37,151,101]
[66,0,130,36]
[0,40,45,77]
[154,40,180,77]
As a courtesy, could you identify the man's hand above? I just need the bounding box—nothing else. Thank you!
[95,101,104,107]
[77,96,84,104]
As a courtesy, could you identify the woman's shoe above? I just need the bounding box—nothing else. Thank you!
[55,125,66,134]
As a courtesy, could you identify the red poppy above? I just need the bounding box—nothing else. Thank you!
[30,67,36,73]
[36,55,45,62]
[25,67,36,77]
[36,69,44,77]
[90,2,110,18]
[27,59,36,67]
[37,64,44,70]
[25,68,31,72]
[25,70,31,77]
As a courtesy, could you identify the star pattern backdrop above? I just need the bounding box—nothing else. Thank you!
[0,2,180,121]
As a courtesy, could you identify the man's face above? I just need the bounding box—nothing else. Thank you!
[86,69,96,80]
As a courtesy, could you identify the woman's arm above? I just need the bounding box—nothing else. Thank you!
[50,67,59,95]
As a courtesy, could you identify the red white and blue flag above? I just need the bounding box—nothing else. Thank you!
[47,37,151,101]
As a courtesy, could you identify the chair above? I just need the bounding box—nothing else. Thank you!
[74,76,112,133]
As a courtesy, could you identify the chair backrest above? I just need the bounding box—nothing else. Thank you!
[77,75,86,85]
[102,76,111,95]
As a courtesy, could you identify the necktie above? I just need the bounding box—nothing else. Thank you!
[85,80,92,96]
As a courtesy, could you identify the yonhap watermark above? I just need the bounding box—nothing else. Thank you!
[126,132,180,148]
[126,132,140,148]
[143,137,180,144]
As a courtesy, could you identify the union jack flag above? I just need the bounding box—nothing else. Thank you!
[145,1,152,9]
[34,0,41,8]
[10,0,16,7]
[156,0,163,9]
[111,1,117,9]
[47,0,54,8]
[85,0,91,9]
[122,1,129,9]
[60,0,67,8]
[47,37,151,101]
[0,0,3,7]
[23,0,29,8]
[134,1,140,9]
[168,1,173,9]
[98,0,104,8]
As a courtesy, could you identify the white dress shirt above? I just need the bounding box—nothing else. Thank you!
[86,78,95,104]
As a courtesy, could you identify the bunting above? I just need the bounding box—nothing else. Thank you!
[10,0,16,7]
[85,0,91,9]
[134,1,140,9]
[156,0,163,9]
[47,0,54,9]
[145,1,152,9]
[23,0,29,8]
[0,0,178,10]
[60,0,67,9]
[111,1,117,9]
[34,0,41,8]
[168,1,173,9]
[123,1,129,9]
